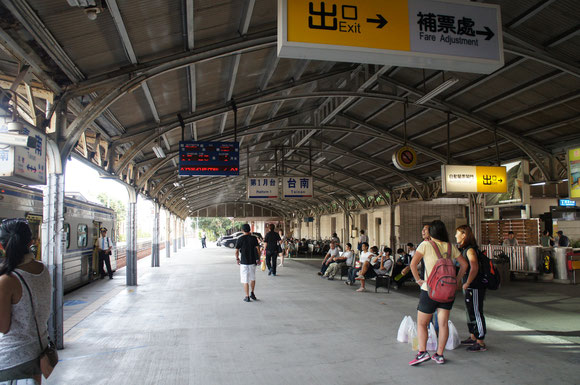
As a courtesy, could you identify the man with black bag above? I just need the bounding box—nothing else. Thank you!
[263,224,281,276]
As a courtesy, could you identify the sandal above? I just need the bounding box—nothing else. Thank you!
[356,287,366,292]
[355,274,365,280]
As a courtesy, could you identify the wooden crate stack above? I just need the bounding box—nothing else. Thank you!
[481,219,540,245]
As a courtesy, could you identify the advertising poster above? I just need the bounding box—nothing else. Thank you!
[568,147,580,199]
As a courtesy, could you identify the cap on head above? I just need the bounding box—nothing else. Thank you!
[100,227,107,232]
[557,230,563,235]
[242,224,251,233]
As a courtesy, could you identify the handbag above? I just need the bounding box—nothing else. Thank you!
[14,271,59,379]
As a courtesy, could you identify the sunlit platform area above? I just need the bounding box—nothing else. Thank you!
[47,243,580,385]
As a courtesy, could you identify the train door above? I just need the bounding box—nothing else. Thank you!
[91,221,101,280]
[25,213,42,260]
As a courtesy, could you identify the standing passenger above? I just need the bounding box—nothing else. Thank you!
[201,231,207,249]
[235,224,261,302]
[96,227,113,280]
[358,230,368,252]
[556,230,570,247]
[278,229,287,268]
[409,220,468,366]
[455,225,487,352]
[263,224,281,276]
[0,219,52,384]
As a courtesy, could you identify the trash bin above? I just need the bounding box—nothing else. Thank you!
[492,250,510,286]
[525,246,542,272]
[553,247,573,283]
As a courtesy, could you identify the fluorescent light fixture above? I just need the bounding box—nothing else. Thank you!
[314,156,326,164]
[530,182,546,186]
[173,182,181,187]
[181,197,186,200]
[561,179,568,182]
[152,145,165,158]
[415,78,459,105]
[0,132,37,148]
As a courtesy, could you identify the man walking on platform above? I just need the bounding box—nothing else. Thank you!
[96,227,114,279]
[201,230,207,248]
[263,224,282,276]
[235,224,261,302]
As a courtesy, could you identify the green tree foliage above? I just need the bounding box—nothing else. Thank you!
[191,217,245,241]
[97,193,126,240]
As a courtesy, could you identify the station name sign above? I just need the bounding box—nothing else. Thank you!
[283,176,313,198]
[178,141,239,176]
[278,0,504,74]
[442,165,507,194]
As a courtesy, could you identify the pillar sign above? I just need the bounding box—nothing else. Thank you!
[278,0,503,74]
[442,165,507,194]
[283,176,313,198]
[248,177,278,199]
[0,119,46,185]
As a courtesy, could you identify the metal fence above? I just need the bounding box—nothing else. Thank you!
[481,245,527,271]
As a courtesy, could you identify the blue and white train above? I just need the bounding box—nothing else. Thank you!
[0,180,116,292]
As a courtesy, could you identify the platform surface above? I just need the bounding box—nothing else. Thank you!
[47,242,580,385]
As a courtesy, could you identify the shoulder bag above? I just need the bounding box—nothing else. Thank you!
[14,271,59,379]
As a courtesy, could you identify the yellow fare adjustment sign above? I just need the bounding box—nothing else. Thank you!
[475,166,507,193]
[287,0,411,52]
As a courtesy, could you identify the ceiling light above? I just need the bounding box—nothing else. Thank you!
[181,197,187,200]
[314,156,326,164]
[152,145,166,158]
[173,182,181,187]
[415,78,459,105]
[530,182,546,186]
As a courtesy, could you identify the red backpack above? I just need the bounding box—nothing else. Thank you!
[426,240,457,303]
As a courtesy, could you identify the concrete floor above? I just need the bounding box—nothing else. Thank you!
[46,242,580,385]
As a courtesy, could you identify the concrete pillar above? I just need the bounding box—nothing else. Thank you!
[151,202,160,267]
[344,211,350,247]
[390,204,397,251]
[469,194,483,244]
[182,220,186,246]
[166,212,171,258]
[125,187,137,286]
[173,215,178,253]
[315,215,321,240]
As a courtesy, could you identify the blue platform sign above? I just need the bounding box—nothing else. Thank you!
[179,141,239,176]
[559,199,576,207]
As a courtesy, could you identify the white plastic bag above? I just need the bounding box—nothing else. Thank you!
[397,316,413,343]
[445,320,460,350]
[427,323,438,351]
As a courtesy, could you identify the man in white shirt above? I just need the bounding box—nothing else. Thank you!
[358,230,368,252]
[96,227,114,279]
[318,242,340,276]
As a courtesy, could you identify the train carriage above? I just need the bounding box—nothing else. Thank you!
[0,180,116,292]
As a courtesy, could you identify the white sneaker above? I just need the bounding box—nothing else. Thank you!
[278,263,284,267]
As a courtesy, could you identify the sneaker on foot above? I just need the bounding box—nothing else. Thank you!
[317,272,323,276]
[268,270,272,276]
[327,277,334,280]
[243,297,251,302]
[467,343,487,352]
[461,337,477,345]
[432,353,445,364]
[250,292,257,300]
[409,351,431,366]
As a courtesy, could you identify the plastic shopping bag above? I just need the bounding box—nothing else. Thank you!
[260,250,266,271]
[427,323,438,351]
[445,320,460,350]
[397,316,413,343]
[408,322,418,351]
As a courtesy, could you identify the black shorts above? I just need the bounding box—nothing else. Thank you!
[417,290,454,314]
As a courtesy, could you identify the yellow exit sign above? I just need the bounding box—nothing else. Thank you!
[278,0,504,74]
[442,165,507,194]
[287,0,410,52]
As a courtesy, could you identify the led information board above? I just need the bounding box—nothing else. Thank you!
[179,141,239,176]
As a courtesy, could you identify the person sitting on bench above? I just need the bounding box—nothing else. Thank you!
[354,246,393,292]
[318,241,340,276]
[323,243,353,280]
[392,247,412,288]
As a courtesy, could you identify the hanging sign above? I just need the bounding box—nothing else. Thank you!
[247,177,278,199]
[278,0,503,74]
[0,119,46,185]
[392,146,417,171]
[559,199,576,207]
[567,147,580,199]
[283,176,313,198]
[442,165,507,194]
[178,141,239,176]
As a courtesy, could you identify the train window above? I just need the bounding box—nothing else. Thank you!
[64,223,71,249]
[77,224,88,247]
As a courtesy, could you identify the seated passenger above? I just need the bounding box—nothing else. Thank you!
[318,241,339,276]
[345,242,373,286]
[323,243,354,280]
[355,247,393,292]
[393,247,412,288]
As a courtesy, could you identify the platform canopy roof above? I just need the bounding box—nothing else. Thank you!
[0,0,578,218]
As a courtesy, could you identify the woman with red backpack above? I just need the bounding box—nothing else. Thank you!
[409,220,468,366]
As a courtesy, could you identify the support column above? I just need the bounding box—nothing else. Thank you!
[42,171,65,349]
[126,187,137,286]
[344,211,350,247]
[315,215,321,240]
[166,212,171,258]
[173,215,178,253]
[151,202,160,267]
[178,219,183,249]
[469,194,483,244]
[182,220,186,246]
[390,204,397,251]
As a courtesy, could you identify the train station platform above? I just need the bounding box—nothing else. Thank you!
[47,242,579,385]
